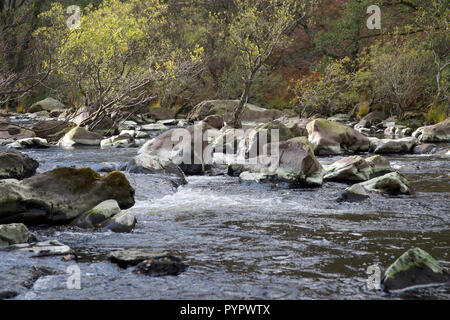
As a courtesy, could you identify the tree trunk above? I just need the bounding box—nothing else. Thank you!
[230,75,253,128]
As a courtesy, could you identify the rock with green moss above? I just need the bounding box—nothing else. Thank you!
[239,137,323,187]
[306,119,370,155]
[381,248,450,292]
[0,150,38,180]
[0,223,32,247]
[359,172,412,195]
[0,167,135,225]
[412,118,450,142]
[324,156,372,182]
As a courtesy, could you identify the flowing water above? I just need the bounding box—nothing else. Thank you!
[0,131,449,300]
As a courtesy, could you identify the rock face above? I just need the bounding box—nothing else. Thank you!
[0,223,32,246]
[306,119,370,155]
[0,150,39,180]
[324,155,393,182]
[29,98,67,112]
[358,172,412,195]
[239,137,324,187]
[369,137,418,154]
[381,248,450,292]
[58,126,103,147]
[7,137,49,149]
[413,118,450,142]
[187,100,281,123]
[0,167,135,225]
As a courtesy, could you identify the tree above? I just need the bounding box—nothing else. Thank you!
[220,0,310,128]
[35,0,203,129]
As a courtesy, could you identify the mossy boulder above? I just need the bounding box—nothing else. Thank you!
[306,119,370,155]
[359,172,412,195]
[381,248,450,292]
[0,167,135,225]
[0,150,38,180]
[412,118,450,142]
[239,137,324,187]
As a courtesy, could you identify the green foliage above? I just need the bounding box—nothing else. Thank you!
[34,0,203,114]
[426,105,449,124]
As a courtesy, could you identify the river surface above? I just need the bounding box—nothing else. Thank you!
[0,128,449,300]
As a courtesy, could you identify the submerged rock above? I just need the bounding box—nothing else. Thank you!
[0,150,38,180]
[0,223,32,246]
[306,118,370,155]
[3,240,72,257]
[412,118,450,142]
[381,248,450,292]
[108,249,188,276]
[135,256,188,277]
[0,167,135,225]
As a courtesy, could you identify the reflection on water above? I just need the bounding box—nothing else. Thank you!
[1,144,449,300]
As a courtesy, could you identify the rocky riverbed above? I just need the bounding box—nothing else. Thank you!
[0,107,449,300]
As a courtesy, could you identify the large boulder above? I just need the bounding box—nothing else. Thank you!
[135,122,219,176]
[324,155,393,182]
[31,120,75,141]
[381,248,450,292]
[0,150,39,180]
[28,98,67,112]
[368,137,418,154]
[57,126,103,148]
[187,100,282,123]
[412,118,450,142]
[306,119,370,155]
[239,137,324,187]
[0,167,135,225]
[0,223,32,246]
[358,172,412,195]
